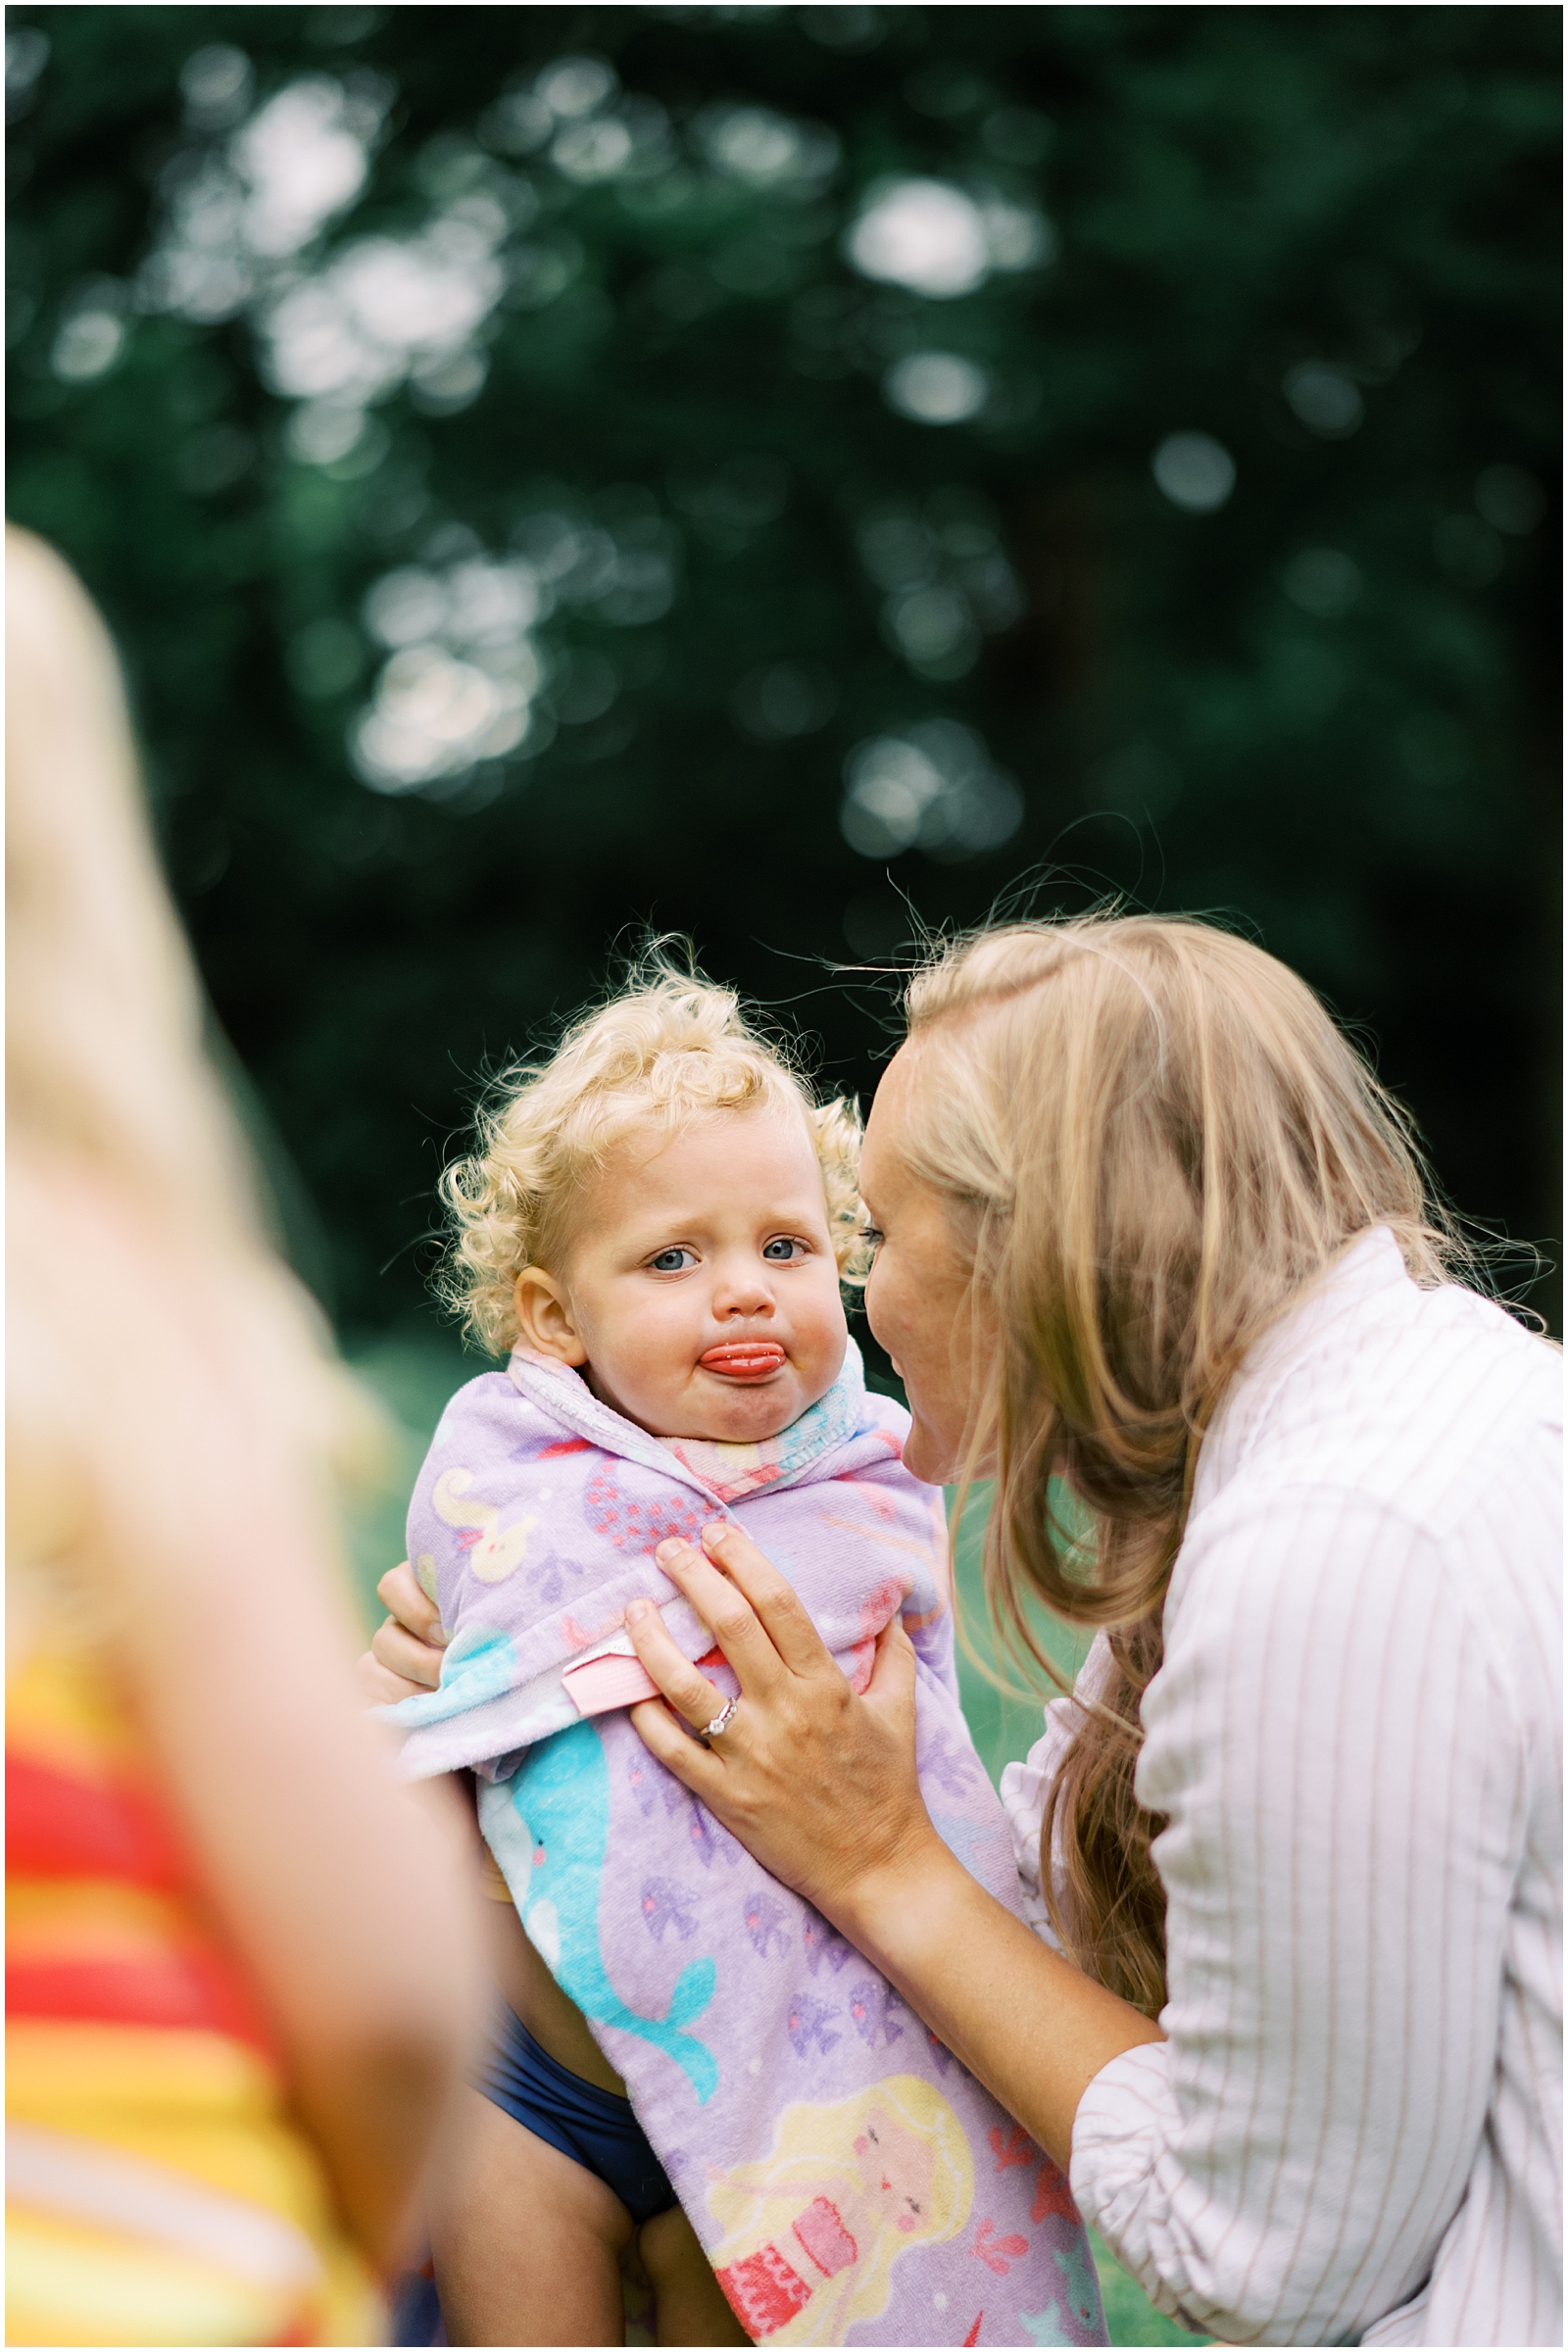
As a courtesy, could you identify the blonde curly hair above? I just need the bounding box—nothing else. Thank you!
[439,956,869,1355]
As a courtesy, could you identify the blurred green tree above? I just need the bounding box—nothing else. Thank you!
[8,3,1559,1342]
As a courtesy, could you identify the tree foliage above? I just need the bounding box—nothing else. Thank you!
[8,3,1559,1335]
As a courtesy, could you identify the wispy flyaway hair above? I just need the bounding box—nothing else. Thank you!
[440,952,868,1354]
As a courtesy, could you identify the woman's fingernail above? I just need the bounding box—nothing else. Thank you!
[429,1621,450,1645]
[626,1600,650,1627]
[702,1521,730,1548]
[655,1538,687,1566]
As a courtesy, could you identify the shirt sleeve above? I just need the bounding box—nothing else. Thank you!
[1068,1486,1530,2346]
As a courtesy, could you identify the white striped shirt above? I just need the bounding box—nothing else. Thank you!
[1001,1230,1562,2346]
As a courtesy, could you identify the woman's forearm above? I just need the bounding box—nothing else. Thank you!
[620,1527,1164,2172]
[831,1824,1163,2174]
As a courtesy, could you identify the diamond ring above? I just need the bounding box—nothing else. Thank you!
[700,1695,739,1743]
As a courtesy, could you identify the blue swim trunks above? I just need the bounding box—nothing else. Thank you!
[475,2007,679,2228]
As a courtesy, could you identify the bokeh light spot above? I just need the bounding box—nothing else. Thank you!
[1283,361,1364,438]
[840,720,1022,859]
[6,26,50,122]
[696,103,839,190]
[179,44,254,130]
[1152,432,1236,513]
[884,352,989,425]
[51,300,127,382]
[848,178,990,298]
[536,56,617,120]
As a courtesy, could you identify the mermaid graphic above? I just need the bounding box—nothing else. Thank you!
[706,2077,973,2344]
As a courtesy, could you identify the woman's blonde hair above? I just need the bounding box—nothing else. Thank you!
[439,958,869,1355]
[6,527,374,1516]
[900,913,1459,2017]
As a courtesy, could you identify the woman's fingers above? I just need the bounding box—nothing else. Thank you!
[356,1647,430,1706]
[369,1610,446,1691]
[628,1695,726,1796]
[368,1561,447,1691]
[623,1596,731,1735]
[652,1522,827,1690]
[697,1520,838,1678]
[861,1614,919,1726]
[376,1560,448,1649]
[643,1534,788,1700]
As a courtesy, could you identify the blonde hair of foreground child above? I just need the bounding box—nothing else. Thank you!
[439,961,871,1355]
[6,527,370,1491]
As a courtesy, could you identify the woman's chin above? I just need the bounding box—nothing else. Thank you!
[902,1415,995,1490]
[900,1419,957,1489]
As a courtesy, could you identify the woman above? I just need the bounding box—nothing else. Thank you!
[374,917,1561,2346]
[8,527,482,2345]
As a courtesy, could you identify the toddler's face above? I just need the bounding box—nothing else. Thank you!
[521,1102,848,1444]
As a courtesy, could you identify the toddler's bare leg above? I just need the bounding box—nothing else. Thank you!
[638,2201,752,2346]
[428,2084,633,2346]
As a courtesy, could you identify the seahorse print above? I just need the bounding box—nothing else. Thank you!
[848,1979,906,2048]
[744,1889,791,1959]
[432,1467,538,1584]
[641,1877,700,1943]
[785,1992,842,2059]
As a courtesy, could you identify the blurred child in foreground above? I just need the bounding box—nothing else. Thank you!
[5,527,482,2345]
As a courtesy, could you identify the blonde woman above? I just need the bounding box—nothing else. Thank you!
[376,915,1562,2346]
[7,528,481,2345]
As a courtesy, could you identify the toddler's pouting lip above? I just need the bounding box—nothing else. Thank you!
[699,1342,788,1382]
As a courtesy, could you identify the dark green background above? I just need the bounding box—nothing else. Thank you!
[8,2,1560,1354]
[11,16,1554,2336]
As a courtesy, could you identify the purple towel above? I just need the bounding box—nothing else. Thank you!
[385,1342,1106,2347]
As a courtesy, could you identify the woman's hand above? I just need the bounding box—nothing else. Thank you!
[629,1517,1162,2175]
[358,1561,449,1704]
[624,1519,946,1930]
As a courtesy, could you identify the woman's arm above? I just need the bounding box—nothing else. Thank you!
[87,1217,483,2269]
[621,1522,1162,2173]
[622,1491,1550,2348]
[358,1529,1162,2165]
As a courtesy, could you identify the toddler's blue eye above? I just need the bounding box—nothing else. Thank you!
[762,1237,805,1262]
[650,1247,694,1272]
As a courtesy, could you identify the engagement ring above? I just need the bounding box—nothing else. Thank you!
[700,1696,739,1743]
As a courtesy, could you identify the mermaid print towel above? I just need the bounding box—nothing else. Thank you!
[384,1342,1107,2348]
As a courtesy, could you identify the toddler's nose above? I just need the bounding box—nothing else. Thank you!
[711,1260,774,1316]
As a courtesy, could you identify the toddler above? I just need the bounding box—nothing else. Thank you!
[385,970,1106,2350]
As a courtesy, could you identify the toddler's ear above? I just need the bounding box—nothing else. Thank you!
[514,1268,587,1365]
